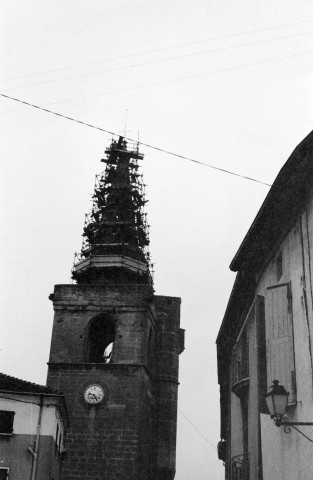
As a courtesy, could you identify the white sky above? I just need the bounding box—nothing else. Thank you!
[1,1,313,478]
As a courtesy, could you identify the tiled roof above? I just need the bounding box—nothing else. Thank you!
[0,373,60,395]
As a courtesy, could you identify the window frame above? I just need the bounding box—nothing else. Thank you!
[0,410,15,435]
[0,467,9,480]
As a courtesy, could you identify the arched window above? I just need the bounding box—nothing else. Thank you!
[86,315,115,363]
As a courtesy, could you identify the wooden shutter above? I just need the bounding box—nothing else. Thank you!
[265,283,296,403]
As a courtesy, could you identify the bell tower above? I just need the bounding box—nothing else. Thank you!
[47,137,184,480]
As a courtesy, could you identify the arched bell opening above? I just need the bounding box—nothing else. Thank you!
[85,314,115,363]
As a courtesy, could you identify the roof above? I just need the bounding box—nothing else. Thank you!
[0,373,60,395]
[217,129,313,347]
[230,130,313,272]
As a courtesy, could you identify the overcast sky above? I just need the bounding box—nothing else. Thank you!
[1,1,313,478]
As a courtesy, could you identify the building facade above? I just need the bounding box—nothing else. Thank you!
[47,137,184,480]
[0,373,68,480]
[217,131,313,480]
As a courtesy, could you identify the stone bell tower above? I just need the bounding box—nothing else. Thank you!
[47,137,184,480]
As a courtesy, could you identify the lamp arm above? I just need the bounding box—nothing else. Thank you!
[282,424,313,443]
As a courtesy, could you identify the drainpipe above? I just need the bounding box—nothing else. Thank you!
[29,395,43,480]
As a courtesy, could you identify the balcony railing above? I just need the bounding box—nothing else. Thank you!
[231,357,249,385]
[231,339,249,398]
[231,454,249,480]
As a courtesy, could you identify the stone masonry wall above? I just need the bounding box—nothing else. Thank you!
[48,364,152,480]
[47,284,155,480]
[48,284,154,365]
[47,285,183,480]
[153,296,184,480]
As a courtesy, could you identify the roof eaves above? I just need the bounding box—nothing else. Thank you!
[230,130,313,272]
[0,373,60,395]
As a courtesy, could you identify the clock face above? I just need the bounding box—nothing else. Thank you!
[84,384,104,404]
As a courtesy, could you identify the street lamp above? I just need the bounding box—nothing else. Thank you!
[265,380,289,426]
[265,380,313,443]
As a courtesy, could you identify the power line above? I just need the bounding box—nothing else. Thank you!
[0,92,271,187]
[178,408,216,450]
[2,18,313,83]
[5,29,313,93]
[55,49,313,105]
[2,47,312,119]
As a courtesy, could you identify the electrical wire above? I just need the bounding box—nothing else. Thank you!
[2,47,312,121]
[4,29,313,93]
[178,408,216,450]
[6,395,216,452]
[0,92,271,187]
[2,17,313,82]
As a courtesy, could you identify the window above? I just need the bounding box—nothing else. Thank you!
[0,411,15,434]
[55,423,59,454]
[55,423,63,458]
[276,251,283,281]
[86,314,115,363]
[256,295,267,413]
[265,283,296,403]
[231,333,249,386]
[0,469,9,480]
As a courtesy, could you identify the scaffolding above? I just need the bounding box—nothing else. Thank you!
[72,136,153,284]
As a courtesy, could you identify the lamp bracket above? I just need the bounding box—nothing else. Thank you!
[281,422,313,443]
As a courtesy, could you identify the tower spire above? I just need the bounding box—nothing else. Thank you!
[72,136,153,286]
